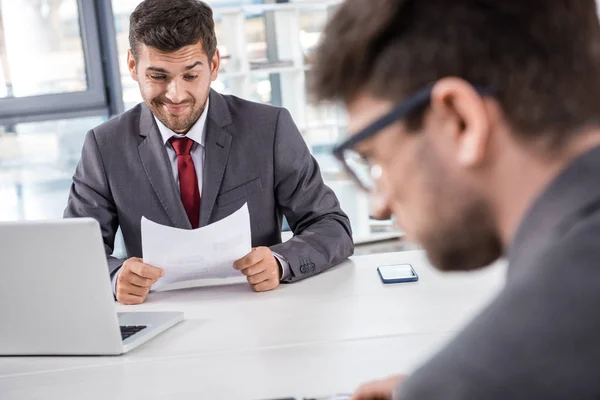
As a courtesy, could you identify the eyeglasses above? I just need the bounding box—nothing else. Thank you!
[332,84,495,192]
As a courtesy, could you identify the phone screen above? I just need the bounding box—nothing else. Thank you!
[378,264,416,280]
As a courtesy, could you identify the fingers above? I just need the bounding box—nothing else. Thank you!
[247,269,276,285]
[233,247,268,271]
[126,273,156,288]
[250,278,279,292]
[116,257,163,305]
[116,282,150,305]
[234,248,280,292]
[246,268,279,292]
[128,260,164,280]
[117,293,146,305]
[239,263,266,277]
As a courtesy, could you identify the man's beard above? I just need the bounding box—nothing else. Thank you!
[149,98,205,134]
[416,140,503,272]
[421,196,503,272]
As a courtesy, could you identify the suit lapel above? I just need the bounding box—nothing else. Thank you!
[200,90,233,227]
[137,105,192,229]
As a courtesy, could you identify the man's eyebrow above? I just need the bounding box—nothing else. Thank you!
[185,61,203,70]
[145,61,203,73]
[146,66,168,73]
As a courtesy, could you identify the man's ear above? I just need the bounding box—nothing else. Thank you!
[127,49,138,82]
[210,48,221,82]
[430,77,491,168]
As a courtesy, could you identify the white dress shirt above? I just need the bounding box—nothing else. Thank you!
[112,99,289,294]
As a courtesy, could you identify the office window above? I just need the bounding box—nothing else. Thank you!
[0,0,87,99]
[0,116,107,221]
[0,0,119,126]
[0,0,125,224]
[0,114,129,256]
[0,0,128,225]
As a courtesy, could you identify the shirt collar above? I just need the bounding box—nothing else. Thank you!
[154,97,209,147]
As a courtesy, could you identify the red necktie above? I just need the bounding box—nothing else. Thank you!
[169,137,200,229]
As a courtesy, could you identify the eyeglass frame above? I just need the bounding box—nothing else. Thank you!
[332,84,496,192]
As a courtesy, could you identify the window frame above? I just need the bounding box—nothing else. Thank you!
[0,0,123,126]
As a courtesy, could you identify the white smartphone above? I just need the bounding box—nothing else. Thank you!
[377,264,418,284]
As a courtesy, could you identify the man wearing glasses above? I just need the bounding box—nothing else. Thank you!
[313,0,600,399]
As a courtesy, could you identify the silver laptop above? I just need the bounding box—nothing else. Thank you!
[0,218,183,355]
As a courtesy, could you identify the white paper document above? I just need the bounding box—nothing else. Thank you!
[142,203,251,291]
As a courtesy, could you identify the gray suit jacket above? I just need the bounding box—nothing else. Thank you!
[397,145,600,399]
[64,90,353,282]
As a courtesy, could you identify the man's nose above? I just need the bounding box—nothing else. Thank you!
[165,79,184,104]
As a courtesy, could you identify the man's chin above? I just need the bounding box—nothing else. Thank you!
[157,114,192,133]
[425,245,502,272]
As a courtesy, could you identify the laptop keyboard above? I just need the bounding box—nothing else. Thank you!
[120,325,147,340]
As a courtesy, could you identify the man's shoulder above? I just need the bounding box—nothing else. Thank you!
[90,103,145,141]
[515,204,600,280]
[397,210,600,400]
[218,93,283,124]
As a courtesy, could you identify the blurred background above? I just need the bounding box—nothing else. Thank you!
[0,0,402,256]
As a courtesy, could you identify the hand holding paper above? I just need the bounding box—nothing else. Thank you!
[141,203,252,291]
[234,246,281,292]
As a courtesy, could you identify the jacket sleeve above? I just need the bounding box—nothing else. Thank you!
[64,130,124,276]
[269,108,354,282]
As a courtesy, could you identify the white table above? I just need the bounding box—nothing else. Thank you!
[0,251,506,399]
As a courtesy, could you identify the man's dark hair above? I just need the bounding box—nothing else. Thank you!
[129,0,217,60]
[312,0,600,147]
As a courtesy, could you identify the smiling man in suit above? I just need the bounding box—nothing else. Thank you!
[64,0,353,305]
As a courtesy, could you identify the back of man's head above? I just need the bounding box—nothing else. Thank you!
[313,0,600,149]
[129,0,217,60]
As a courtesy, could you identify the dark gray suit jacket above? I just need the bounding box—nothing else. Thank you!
[64,90,353,282]
[397,145,600,399]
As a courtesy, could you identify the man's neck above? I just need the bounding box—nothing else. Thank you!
[493,131,600,248]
